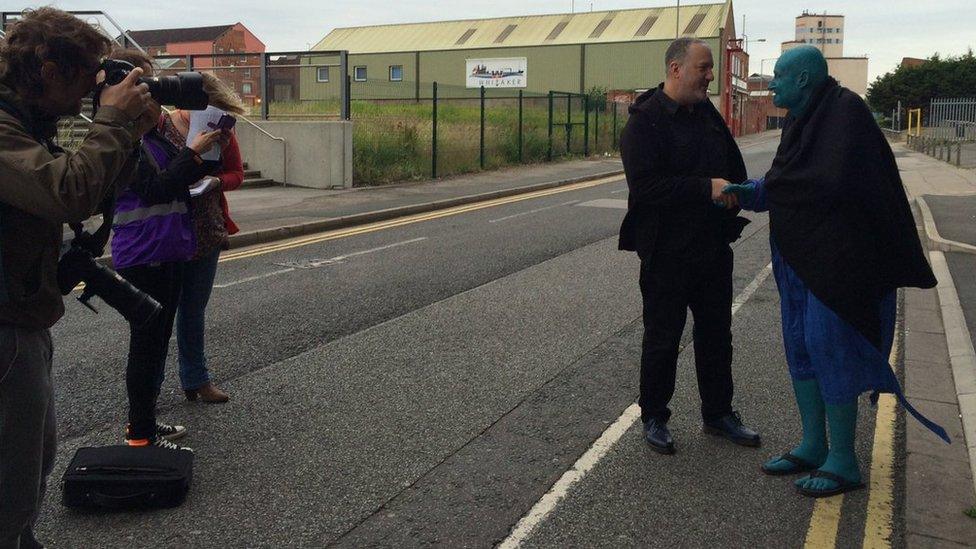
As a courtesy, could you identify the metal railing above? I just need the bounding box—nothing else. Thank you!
[237,115,288,185]
[2,10,144,51]
[151,50,350,122]
[927,97,976,140]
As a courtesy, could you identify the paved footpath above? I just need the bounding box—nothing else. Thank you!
[897,143,976,547]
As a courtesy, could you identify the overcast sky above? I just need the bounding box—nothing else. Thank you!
[40,0,976,83]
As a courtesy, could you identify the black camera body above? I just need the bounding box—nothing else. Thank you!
[57,224,162,328]
[96,59,209,111]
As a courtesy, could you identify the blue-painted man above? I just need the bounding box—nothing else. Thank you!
[724,46,948,498]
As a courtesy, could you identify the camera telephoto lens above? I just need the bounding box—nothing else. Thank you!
[144,72,209,110]
[57,246,162,327]
[96,59,209,111]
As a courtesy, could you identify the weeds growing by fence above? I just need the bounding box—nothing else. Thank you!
[267,95,626,186]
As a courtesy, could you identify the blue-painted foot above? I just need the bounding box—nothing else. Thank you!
[761,449,825,476]
[794,469,864,498]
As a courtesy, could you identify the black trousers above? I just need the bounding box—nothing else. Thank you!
[118,262,183,441]
[638,246,734,424]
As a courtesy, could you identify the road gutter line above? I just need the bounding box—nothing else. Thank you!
[861,314,901,548]
[219,177,619,263]
[498,261,773,549]
[226,172,626,251]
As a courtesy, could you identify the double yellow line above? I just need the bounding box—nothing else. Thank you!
[219,175,623,263]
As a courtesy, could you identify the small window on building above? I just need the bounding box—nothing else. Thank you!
[354,66,367,82]
[495,24,517,44]
[590,16,615,39]
[826,28,833,33]
[389,65,403,82]
[242,83,252,95]
[317,66,329,82]
[683,11,707,35]
[456,28,477,45]
[634,15,658,37]
[244,68,251,78]
[547,21,569,41]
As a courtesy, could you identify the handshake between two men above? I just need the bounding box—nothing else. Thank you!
[710,178,749,209]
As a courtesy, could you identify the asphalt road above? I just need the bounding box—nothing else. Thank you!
[36,138,888,547]
[924,195,976,247]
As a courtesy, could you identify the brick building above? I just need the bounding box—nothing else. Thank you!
[121,23,266,105]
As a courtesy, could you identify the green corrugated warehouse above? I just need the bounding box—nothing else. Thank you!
[303,0,745,110]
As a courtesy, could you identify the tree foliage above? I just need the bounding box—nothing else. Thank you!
[867,49,976,117]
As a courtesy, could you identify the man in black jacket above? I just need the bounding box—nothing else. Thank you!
[619,37,759,454]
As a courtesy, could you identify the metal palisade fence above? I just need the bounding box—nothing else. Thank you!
[927,97,976,140]
[353,83,629,185]
[905,96,976,169]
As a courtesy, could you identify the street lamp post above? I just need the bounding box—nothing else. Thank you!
[742,36,766,52]
[676,0,680,38]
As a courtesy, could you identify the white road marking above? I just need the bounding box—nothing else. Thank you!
[498,261,775,549]
[732,262,773,315]
[609,189,628,195]
[213,268,296,289]
[575,198,628,210]
[214,237,427,289]
[488,201,580,223]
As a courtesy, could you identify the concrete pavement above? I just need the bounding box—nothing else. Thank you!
[897,143,976,546]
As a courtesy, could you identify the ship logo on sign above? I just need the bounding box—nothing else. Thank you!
[470,65,524,79]
[466,58,527,88]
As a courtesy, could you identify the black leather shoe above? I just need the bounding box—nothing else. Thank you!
[703,411,761,447]
[643,419,675,454]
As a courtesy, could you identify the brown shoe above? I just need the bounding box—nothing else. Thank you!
[185,382,230,404]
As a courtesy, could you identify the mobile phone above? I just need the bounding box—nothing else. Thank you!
[214,114,236,131]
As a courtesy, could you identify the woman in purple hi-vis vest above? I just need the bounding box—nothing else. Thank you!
[109,50,228,453]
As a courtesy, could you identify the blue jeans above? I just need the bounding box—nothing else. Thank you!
[176,248,220,391]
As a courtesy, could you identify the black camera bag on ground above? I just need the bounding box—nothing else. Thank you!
[62,446,193,509]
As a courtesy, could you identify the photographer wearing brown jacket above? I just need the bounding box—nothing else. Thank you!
[0,9,153,548]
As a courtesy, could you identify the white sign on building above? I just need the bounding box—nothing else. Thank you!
[465,58,527,89]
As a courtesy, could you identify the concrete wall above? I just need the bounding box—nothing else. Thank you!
[235,120,353,189]
[828,57,868,97]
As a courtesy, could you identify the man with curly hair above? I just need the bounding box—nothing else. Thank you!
[0,8,152,546]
